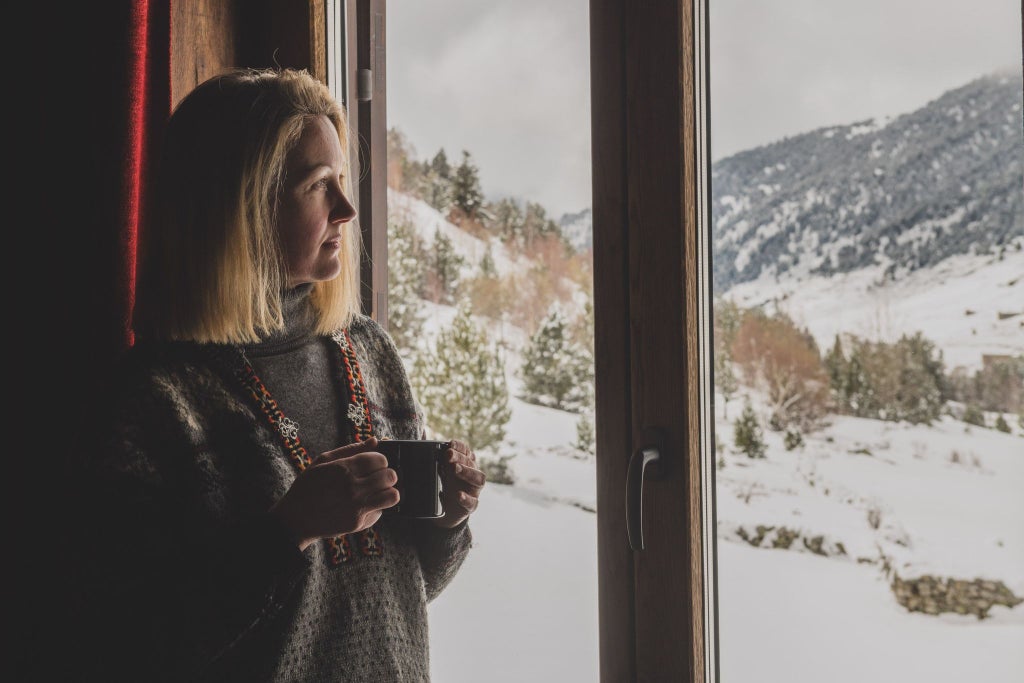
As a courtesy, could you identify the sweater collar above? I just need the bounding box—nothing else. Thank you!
[240,283,317,356]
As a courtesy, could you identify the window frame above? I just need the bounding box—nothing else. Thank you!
[348,0,720,680]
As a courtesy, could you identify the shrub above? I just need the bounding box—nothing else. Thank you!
[827,332,946,424]
[574,411,596,454]
[734,401,767,459]
[783,428,804,451]
[962,404,986,427]
[731,309,831,431]
[994,414,1011,433]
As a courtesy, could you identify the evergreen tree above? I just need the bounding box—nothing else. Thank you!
[994,414,1011,433]
[426,229,466,305]
[386,216,427,355]
[714,298,742,419]
[962,403,986,427]
[430,148,452,180]
[464,246,507,322]
[824,335,846,394]
[714,351,739,419]
[521,201,559,251]
[410,300,511,451]
[487,197,524,244]
[419,149,453,212]
[450,150,485,221]
[480,246,497,278]
[733,400,767,459]
[574,410,596,455]
[519,306,593,412]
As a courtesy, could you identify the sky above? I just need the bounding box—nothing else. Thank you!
[393,191,1024,682]
[386,0,1021,219]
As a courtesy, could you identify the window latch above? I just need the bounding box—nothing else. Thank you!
[358,69,373,101]
[626,427,668,551]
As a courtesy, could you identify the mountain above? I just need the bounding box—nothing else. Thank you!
[558,207,593,253]
[710,68,1024,293]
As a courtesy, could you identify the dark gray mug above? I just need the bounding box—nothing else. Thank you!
[376,439,448,519]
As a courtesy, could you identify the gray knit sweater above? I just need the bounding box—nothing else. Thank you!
[74,289,472,683]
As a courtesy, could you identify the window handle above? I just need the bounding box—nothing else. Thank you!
[626,427,667,551]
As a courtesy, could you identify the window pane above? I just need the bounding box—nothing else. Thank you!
[709,2,1024,681]
[386,3,597,680]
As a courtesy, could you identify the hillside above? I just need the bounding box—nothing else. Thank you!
[711,68,1024,292]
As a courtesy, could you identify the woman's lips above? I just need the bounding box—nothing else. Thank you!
[323,238,341,249]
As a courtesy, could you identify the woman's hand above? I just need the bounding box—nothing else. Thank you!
[269,437,399,551]
[433,439,486,530]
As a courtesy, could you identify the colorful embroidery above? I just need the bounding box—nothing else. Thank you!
[220,330,383,566]
[332,329,374,442]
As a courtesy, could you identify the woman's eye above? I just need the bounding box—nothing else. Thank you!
[313,178,329,190]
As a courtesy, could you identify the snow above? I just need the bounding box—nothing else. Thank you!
[386,189,1024,682]
[723,250,1024,371]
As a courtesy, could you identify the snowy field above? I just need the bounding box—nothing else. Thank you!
[725,250,1024,372]
[394,190,1024,681]
[428,390,1024,682]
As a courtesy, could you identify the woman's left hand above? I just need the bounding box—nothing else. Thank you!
[433,439,486,529]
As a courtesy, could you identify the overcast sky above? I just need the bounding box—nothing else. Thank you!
[386,0,1022,218]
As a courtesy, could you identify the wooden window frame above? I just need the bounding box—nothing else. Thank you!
[168,1,720,680]
[589,0,717,680]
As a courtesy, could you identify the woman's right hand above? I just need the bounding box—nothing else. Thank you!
[268,437,399,551]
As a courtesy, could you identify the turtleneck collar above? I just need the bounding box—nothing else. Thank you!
[239,283,317,357]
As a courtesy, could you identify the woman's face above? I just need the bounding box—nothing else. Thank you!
[277,115,357,287]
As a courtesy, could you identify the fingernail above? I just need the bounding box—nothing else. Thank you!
[455,464,463,473]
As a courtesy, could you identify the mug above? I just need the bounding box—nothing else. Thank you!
[375,439,448,519]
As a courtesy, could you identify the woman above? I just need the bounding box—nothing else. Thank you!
[71,67,485,682]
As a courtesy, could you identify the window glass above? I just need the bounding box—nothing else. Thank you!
[386,3,597,680]
[709,2,1024,681]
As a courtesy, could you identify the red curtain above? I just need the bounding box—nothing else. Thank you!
[76,0,171,380]
[120,0,172,348]
[18,3,171,678]
[20,5,172,677]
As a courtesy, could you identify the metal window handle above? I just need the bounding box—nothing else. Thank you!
[626,427,668,551]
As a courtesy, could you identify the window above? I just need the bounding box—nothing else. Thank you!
[349,0,1023,680]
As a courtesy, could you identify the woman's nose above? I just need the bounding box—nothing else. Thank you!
[330,191,357,225]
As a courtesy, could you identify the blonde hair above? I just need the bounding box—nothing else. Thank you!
[133,67,362,343]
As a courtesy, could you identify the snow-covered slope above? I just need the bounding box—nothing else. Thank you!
[723,250,1023,371]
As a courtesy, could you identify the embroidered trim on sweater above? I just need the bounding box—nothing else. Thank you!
[219,330,384,566]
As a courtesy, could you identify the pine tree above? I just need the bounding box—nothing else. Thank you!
[519,306,593,412]
[962,403,986,427]
[426,230,466,305]
[487,197,524,245]
[824,335,846,394]
[430,149,451,180]
[521,201,559,251]
[386,216,427,355]
[733,400,766,459]
[714,351,738,419]
[994,414,1011,433]
[419,149,453,212]
[410,300,511,451]
[479,246,497,278]
[450,150,485,221]
[574,410,596,454]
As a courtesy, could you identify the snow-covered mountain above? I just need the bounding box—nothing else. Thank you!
[711,68,1023,292]
[558,207,593,253]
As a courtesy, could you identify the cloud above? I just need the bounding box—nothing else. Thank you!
[388,0,1021,210]
[388,1,592,217]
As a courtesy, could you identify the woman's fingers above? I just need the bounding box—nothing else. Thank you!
[452,463,486,497]
[314,437,379,464]
[446,441,477,467]
[365,486,401,511]
[359,466,398,491]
